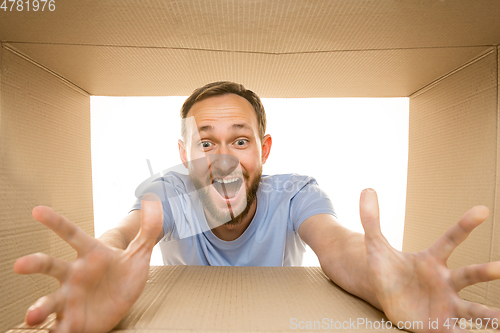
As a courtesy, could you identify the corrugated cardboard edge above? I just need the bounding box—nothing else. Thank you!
[488,45,500,307]
[0,42,2,101]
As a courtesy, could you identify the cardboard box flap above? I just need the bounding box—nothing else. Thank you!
[1,1,499,53]
[1,0,499,97]
[4,43,490,97]
[131,266,388,331]
[10,266,394,332]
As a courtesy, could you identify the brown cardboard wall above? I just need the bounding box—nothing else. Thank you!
[0,44,94,331]
[404,48,499,307]
[1,0,499,98]
[6,42,489,98]
[490,46,500,308]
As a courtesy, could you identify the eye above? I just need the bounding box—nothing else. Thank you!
[199,141,213,149]
[235,139,248,146]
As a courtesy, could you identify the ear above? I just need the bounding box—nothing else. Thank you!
[261,134,272,164]
[178,139,189,168]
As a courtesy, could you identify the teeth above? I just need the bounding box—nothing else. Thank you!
[214,178,239,184]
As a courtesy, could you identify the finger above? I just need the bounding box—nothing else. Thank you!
[32,206,96,255]
[14,253,69,281]
[455,300,500,329]
[52,310,81,333]
[429,206,489,262]
[451,261,500,291]
[53,319,70,333]
[360,189,383,238]
[360,189,392,251]
[26,292,64,326]
[128,193,163,253]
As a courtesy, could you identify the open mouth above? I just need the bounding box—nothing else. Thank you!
[212,177,243,199]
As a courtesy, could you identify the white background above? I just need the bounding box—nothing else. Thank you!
[91,96,409,266]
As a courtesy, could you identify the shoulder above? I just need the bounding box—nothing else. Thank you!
[259,173,320,199]
[159,171,193,189]
[135,171,194,200]
[260,173,318,191]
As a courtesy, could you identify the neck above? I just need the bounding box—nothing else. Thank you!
[210,198,257,241]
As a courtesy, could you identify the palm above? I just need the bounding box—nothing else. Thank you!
[359,189,500,332]
[14,195,163,333]
[367,244,455,330]
[53,242,149,332]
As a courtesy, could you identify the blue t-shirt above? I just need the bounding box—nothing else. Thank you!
[131,172,336,266]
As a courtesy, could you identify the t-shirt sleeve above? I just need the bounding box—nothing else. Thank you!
[131,180,175,240]
[289,178,336,233]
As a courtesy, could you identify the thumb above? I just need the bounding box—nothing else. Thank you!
[131,193,164,250]
[359,188,383,240]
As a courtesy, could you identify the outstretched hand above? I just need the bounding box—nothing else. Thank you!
[359,189,500,332]
[13,194,163,333]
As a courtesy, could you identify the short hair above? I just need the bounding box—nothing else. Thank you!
[180,81,267,142]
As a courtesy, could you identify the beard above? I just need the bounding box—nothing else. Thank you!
[190,167,262,228]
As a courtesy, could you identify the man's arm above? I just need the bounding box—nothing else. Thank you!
[299,189,500,332]
[298,213,381,309]
[13,194,164,333]
[99,209,164,250]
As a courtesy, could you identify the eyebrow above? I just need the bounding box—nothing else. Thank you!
[198,123,253,133]
[230,123,252,131]
[198,125,213,133]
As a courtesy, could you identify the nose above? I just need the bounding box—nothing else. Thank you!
[209,153,239,177]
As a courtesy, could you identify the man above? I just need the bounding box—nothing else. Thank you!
[14,82,500,333]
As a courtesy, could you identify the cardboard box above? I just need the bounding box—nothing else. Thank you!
[1,0,500,331]
[9,266,395,332]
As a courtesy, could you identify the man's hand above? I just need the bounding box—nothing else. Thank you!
[13,193,163,333]
[360,188,500,332]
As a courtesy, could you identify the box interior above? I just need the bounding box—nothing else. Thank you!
[1,0,500,331]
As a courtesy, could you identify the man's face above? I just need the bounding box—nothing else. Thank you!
[179,94,271,228]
